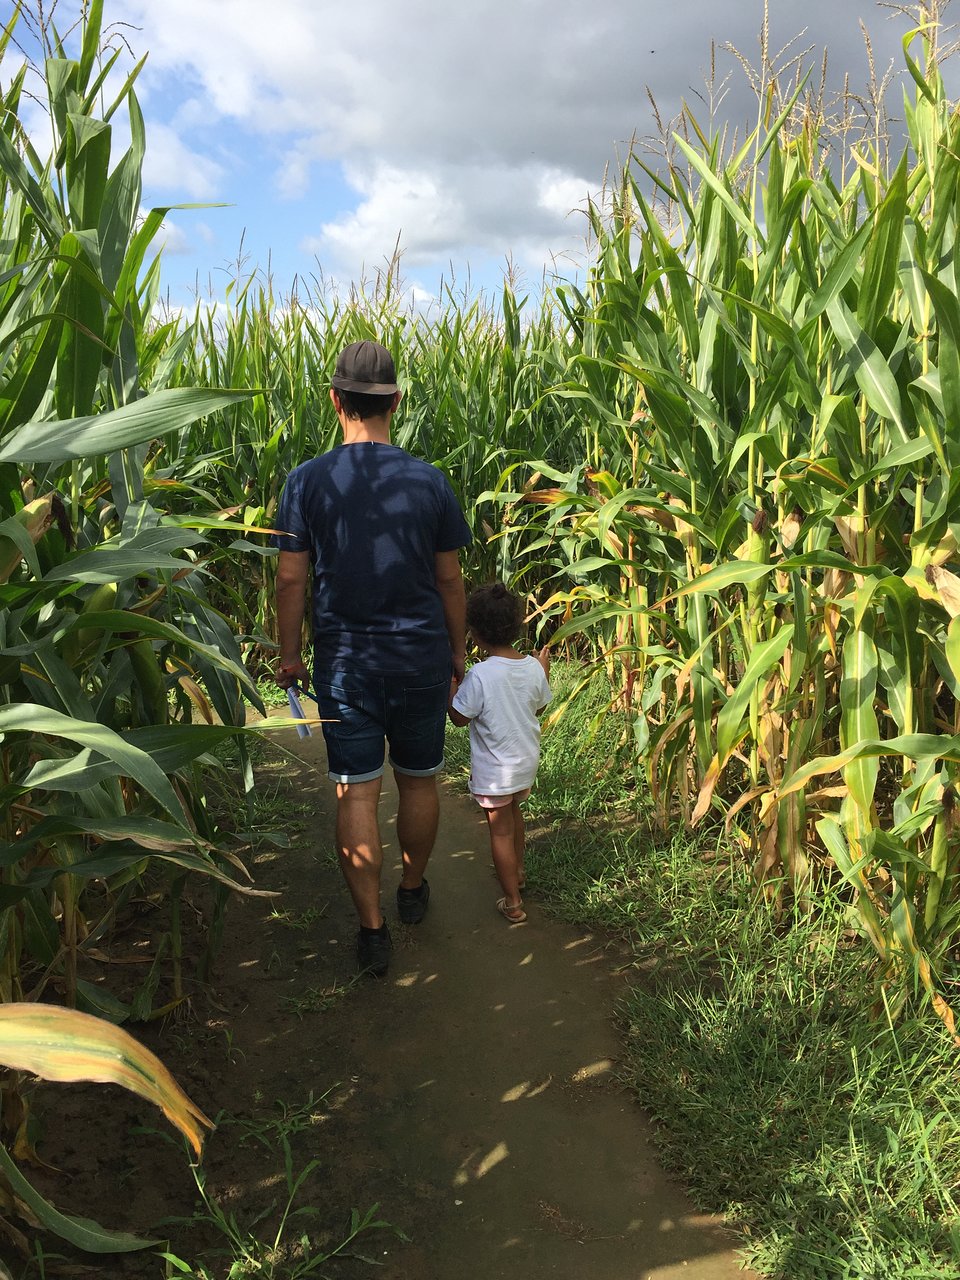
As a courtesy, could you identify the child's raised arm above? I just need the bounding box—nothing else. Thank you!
[536,644,551,680]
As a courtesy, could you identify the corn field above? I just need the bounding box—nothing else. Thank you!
[6,0,960,1017]
[2,0,960,1252]
[162,12,960,1023]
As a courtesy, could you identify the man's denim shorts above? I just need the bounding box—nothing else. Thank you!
[313,666,450,784]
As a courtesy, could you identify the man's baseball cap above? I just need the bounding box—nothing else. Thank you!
[330,341,399,394]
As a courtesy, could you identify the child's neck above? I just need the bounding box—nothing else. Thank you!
[482,643,523,660]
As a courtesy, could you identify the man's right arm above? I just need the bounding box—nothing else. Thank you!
[275,549,310,688]
[435,549,466,685]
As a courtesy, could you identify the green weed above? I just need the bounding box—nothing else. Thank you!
[269,904,328,932]
[219,1092,335,1151]
[162,1136,400,1278]
[619,898,960,1278]
[281,978,359,1018]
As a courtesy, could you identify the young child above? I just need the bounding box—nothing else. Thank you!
[449,583,551,923]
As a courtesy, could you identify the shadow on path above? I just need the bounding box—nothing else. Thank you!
[247,709,758,1280]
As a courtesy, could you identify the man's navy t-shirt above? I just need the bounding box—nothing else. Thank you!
[274,442,471,675]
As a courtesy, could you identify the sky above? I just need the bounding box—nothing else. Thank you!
[5,0,956,309]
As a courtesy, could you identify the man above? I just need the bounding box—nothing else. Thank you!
[273,340,470,977]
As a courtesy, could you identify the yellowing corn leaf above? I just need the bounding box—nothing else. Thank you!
[626,505,677,531]
[177,673,215,724]
[753,799,781,887]
[0,1004,212,1157]
[668,497,695,555]
[604,529,625,558]
[724,785,769,830]
[931,992,960,1047]
[691,755,722,823]
[929,529,959,568]
[758,706,785,773]
[822,566,853,602]
[918,956,960,1046]
[523,488,568,505]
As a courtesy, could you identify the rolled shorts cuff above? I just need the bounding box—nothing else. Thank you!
[389,753,445,778]
[328,765,384,785]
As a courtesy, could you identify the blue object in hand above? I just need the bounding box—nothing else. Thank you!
[287,687,312,738]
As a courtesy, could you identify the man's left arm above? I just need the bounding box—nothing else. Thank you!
[435,549,466,686]
[275,549,311,688]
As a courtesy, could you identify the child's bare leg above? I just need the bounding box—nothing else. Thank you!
[513,794,526,887]
[486,804,522,905]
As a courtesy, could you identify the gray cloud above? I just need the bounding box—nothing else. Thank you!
[111,0,955,287]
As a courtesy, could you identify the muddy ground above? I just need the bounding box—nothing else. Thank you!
[14,716,758,1280]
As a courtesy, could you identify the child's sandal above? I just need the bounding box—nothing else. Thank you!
[497,897,527,924]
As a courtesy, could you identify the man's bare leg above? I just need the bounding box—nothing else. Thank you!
[335,777,384,928]
[394,771,439,890]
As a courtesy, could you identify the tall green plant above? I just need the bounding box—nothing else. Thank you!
[0,1,261,1019]
[483,13,960,1022]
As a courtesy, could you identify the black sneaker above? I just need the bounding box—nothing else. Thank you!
[396,877,430,925]
[357,923,392,977]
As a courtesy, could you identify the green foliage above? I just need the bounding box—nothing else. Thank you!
[622,897,960,1279]
[463,18,960,1019]
[0,2,264,1021]
[163,1141,399,1280]
[0,3,262,1256]
[523,683,960,1278]
[6,0,960,1269]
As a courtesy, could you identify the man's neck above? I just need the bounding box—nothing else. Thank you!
[341,415,392,445]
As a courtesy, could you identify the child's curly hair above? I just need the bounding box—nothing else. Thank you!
[466,582,523,648]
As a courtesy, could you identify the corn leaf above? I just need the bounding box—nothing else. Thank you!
[0,387,255,463]
[0,1003,212,1156]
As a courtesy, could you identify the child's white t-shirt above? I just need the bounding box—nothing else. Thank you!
[452,655,552,795]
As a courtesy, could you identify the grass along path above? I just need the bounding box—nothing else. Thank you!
[489,677,960,1280]
[257,714,757,1279]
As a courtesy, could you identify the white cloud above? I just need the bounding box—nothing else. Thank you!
[148,213,223,260]
[152,214,190,256]
[301,158,599,281]
[141,122,225,199]
[275,142,316,201]
[537,171,594,220]
[104,0,935,287]
[303,164,462,268]
[192,221,217,245]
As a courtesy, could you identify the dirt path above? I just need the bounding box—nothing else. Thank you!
[233,718,758,1280]
[25,717,758,1280]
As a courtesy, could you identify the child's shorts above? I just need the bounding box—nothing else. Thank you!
[471,788,531,810]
